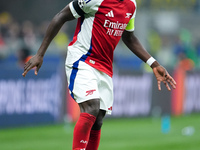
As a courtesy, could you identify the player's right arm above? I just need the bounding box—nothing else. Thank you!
[22,4,75,77]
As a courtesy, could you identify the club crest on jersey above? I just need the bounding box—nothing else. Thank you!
[125,13,132,18]
[105,10,114,17]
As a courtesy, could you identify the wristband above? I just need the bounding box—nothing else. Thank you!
[146,57,156,66]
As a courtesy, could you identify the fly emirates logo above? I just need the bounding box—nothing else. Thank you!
[103,19,127,36]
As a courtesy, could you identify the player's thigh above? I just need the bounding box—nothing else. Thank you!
[66,61,100,103]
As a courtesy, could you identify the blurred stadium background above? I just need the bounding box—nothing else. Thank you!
[0,0,200,150]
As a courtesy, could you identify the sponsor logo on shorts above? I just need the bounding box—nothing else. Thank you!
[108,106,112,110]
[86,89,96,96]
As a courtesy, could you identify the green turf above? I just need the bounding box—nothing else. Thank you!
[0,114,200,150]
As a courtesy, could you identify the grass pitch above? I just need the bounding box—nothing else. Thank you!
[0,114,200,150]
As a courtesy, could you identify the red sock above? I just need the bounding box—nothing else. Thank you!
[73,113,96,150]
[86,130,101,150]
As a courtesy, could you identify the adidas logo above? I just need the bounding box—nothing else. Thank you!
[105,10,114,17]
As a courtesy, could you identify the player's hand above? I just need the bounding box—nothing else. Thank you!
[153,65,176,91]
[22,54,43,77]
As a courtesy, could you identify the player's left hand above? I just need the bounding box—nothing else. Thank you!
[153,65,176,91]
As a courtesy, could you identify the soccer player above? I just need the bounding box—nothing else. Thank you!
[22,0,176,149]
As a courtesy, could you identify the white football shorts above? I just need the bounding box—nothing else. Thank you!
[65,61,113,115]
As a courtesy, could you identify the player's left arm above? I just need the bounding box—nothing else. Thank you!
[122,31,176,91]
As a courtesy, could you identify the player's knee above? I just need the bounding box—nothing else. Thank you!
[89,106,100,117]
[79,99,100,117]
[92,110,106,130]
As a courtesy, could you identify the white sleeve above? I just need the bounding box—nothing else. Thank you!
[69,0,98,18]
[69,2,81,18]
